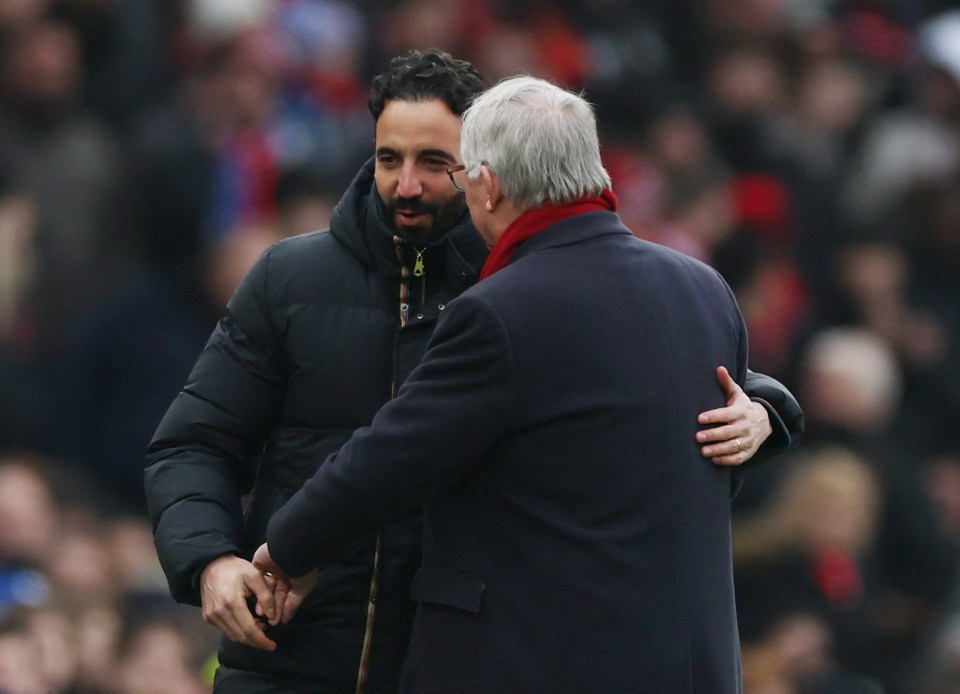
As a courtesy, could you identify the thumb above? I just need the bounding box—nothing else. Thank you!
[281,571,317,624]
[282,589,308,624]
[715,366,740,403]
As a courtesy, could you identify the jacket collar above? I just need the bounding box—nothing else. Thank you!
[329,157,487,284]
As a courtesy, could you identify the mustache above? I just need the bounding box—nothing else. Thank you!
[387,197,438,216]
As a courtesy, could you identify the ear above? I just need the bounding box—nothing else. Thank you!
[480,164,503,212]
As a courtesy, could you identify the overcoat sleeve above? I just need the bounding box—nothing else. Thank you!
[268,293,516,578]
[144,246,287,604]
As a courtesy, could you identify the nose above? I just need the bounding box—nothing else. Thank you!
[396,162,423,199]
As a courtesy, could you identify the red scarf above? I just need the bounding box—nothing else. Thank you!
[479,189,619,280]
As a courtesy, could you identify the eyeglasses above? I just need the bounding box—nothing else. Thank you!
[447,163,468,192]
[446,161,488,192]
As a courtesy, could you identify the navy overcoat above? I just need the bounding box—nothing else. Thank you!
[269,209,747,692]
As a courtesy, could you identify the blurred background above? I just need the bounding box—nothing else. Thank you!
[0,0,959,692]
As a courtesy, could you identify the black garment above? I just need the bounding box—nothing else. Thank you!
[145,159,486,691]
[146,158,803,691]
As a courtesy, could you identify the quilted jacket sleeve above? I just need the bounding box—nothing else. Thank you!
[144,246,287,605]
[743,369,804,462]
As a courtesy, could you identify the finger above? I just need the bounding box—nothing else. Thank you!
[281,572,317,624]
[205,602,253,646]
[223,596,276,651]
[254,574,273,619]
[246,573,278,623]
[282,590,307,624]
[715,365,741,402]
[697,422,739,443]
[708,438,751,465]
[701,443,741,459]
[701,431,752,458]
[239,620,277,651]
[272,583,290,626]
[267,576,291,626]
[698,405,732,425]
[709,452,746,467]
[698,400,748,425]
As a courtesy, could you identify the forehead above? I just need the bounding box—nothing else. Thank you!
[375,98,462,158]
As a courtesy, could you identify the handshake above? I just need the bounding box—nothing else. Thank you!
[198,543,318,651]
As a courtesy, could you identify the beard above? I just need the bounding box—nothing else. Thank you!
[381,193,467,243]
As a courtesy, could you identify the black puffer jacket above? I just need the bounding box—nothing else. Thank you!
[145,159,488,692]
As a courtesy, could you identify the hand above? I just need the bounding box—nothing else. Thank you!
[252,543,318,624]
[199,555,278,651]
[696,366,773,466]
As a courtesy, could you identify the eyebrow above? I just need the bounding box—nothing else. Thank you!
[375,146,457,162]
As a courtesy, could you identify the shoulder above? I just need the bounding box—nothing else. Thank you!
[634,237,734,292]
[264,229,342,262]
[632,234,716,270]
[250,230,358,280]
[229,229,361,312]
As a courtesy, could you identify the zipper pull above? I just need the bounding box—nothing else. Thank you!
[413,249,425,277]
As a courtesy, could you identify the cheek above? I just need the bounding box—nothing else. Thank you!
[374,168,397,199]
[436,190,467,223]
[439,186,465,207]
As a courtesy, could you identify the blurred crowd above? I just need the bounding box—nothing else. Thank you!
[0,0,959,692]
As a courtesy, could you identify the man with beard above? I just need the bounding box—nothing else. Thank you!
[145,50,802,693]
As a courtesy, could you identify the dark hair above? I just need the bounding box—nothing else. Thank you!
[368,50,486,121]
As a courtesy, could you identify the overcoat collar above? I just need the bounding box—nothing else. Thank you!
[506,210,632,266]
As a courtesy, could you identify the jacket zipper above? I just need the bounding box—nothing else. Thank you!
[354,239,425,693]
[413,248,425,277]
[354,533,382,694]
[413,248,426,311]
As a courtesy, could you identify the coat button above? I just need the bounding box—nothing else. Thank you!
[416,313,424,320]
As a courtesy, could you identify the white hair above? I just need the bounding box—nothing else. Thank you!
[460,75,612,210]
